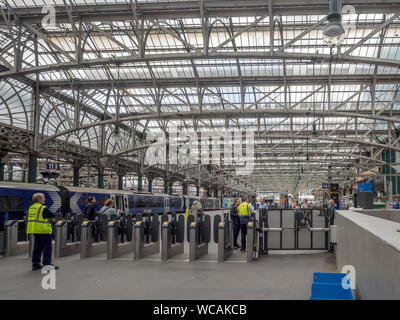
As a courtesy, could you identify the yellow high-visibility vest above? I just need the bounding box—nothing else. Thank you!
[238,202,251,217]
[26,203,52,234]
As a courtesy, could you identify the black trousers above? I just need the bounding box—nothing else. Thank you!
[240,223,248,250]
[32,234,52,267]
[232,223,240,247]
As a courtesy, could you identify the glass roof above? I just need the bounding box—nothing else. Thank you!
[1,0,399,191]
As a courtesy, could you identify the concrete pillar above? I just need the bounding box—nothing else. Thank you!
[118,174,124,191]
[98,167,104,189]
[137,175,143,192]
[28,154,37,183]
[147,178,153,193]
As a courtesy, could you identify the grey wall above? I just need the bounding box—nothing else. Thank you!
[336,210,400,300]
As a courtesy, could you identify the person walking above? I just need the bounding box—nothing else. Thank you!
[27,193,59,271]
[230,199,241,249]
[238,196,255,252]
[83,197,97,220]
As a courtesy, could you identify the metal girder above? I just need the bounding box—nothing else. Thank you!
[0,1,398,23]
[37,74,400,89]
[2,51,400,80]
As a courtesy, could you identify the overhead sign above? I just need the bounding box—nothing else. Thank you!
[46,163,57,170]
[322,183,329,189]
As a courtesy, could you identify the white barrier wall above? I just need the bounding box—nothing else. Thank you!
[353,209,400,224]
[336,210,400,299]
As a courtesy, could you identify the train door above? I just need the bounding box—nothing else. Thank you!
[123,194,129,214]
[115,194,124,212]
[164,197,170,214]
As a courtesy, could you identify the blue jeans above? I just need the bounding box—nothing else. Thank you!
[32,234,52,267]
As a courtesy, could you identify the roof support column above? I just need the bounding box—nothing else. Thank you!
[137,175,143,192]
[0,152,6,182]
[28,153,37,184]
[97,167,104,189]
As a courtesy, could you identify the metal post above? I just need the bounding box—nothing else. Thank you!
[118,174,124,190]
[28,154,37,183]
[73,165,80,187]
[148,178,153,193]
[98,167,104,189]
[0,154,4,181]
[164,180,168,194]
[138,175,143,192]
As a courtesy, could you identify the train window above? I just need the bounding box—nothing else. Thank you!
[135,198,146,208]
[128,197,134,209]
[0,196,24,211]
[157,199,163,207]
[148,199,156,207]
[99,197,108,207]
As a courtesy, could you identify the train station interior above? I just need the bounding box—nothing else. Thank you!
[0,0,400,301]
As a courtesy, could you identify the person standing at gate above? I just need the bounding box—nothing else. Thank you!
[27,193,59,271]
[230,199,241,249]
[238,196,255,252]
[100,199,119,220]
[84,197,97,220]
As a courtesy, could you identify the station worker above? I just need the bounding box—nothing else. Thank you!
[27,193,59,271]
[99,198,119,220]
[230,199,241,249]
[84,196,97,220]
[238,196,255,252]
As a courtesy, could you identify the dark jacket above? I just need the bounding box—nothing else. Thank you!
[230,205,240,225]
[84,202,97,220]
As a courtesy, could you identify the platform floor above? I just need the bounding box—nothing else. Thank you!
[0,252,336,300]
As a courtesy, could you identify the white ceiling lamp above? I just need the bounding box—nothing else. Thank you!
[323,0,346,47]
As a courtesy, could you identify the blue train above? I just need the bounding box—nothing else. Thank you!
[0,182,221,227]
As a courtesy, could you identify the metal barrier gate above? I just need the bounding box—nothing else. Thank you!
[259,208,335,252]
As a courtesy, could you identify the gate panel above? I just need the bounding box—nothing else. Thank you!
[282,210,295,249]
[267,209,280,249]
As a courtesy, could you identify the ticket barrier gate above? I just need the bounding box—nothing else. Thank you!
[107,213,134,259]
[161,213,185,261]
[3,213,62,257]
[134,214,160,260]
[246,219,259,262]
[214,213,233,263]
[80,213,116,258]
[257,208,335,253]
[3,220,33,257]
[188,214,211,261]
[54,213,83,258]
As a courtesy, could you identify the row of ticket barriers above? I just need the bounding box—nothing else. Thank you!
[2,208,336,263]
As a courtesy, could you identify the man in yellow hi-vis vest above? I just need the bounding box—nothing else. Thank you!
[238,196,255,252]
[27,193,59,271]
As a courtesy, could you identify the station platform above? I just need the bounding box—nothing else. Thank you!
[0,252,336,300]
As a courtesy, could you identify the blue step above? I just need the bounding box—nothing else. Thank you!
[310,272,354,300]
[313,272,349,285]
